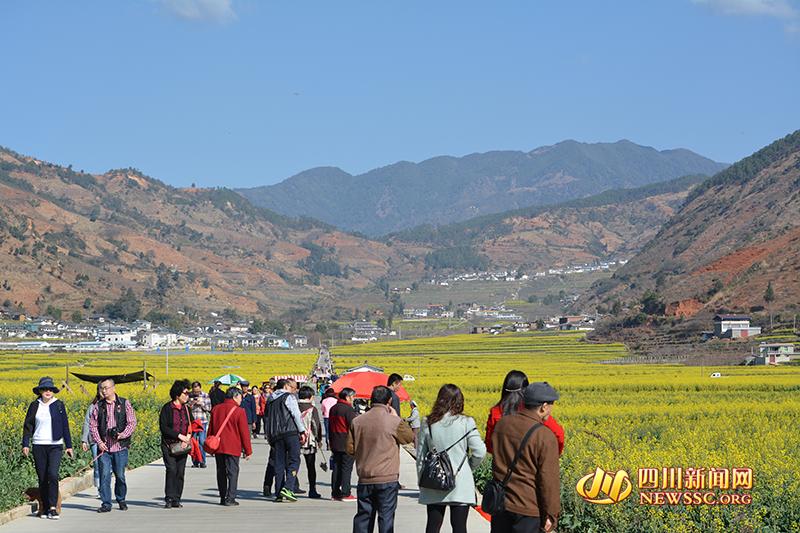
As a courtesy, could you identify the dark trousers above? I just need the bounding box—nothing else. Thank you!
[353,482,399,533]
[215,453,240,503]
[32,445,62,513]
[490,511,541,533]
[426,504,469,533]
[161,442,188,503]
[331,451,354,498]
[274,434,300,495]
[97,448,128,507]
[302,452,317,492]
[263,447,275,493]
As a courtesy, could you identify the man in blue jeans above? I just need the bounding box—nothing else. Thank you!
[89,378,137,513]
[265,378,307,502]
[347,386,414,533]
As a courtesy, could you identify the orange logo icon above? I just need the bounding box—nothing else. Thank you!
[576,467,633,504]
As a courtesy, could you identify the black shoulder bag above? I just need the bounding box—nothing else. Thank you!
[419,424,476,491]
[481,422,542,515]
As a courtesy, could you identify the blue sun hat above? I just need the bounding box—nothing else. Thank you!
[33,376,60,395]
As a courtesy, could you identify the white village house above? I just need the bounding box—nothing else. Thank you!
[713,315,761,339]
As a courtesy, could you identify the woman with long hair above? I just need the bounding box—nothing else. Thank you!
[484,370,564,455]
[417,384,486,533]
[22,377,75,520]
[158,379,193,508]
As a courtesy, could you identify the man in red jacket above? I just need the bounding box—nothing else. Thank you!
[208,387,252,506]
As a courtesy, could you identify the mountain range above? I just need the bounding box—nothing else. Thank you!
[237,140,727,236]
[0,147,399,319]
[586,129,800,318]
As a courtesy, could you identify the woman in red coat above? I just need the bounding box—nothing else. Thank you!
[207,387,252,505]
[485,370,564,455]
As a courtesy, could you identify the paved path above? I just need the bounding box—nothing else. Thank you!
[1,438,489,532]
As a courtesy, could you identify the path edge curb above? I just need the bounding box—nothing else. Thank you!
[0,471,94,526]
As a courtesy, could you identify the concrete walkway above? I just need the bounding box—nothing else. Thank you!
[1,438,489,532]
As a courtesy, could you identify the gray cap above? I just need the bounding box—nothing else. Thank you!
[523,382,559,406]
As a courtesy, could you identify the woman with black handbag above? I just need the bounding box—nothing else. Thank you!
[416,384,486,533]
[159,379,194,509]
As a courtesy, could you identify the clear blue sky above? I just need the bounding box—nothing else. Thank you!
[1,0,798,187]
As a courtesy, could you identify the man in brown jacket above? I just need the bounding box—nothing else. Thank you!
[491,382,560,533]
[347,385,414,533]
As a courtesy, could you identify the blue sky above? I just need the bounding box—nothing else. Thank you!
[1,0,798,187]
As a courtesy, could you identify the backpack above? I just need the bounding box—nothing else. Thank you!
[265,394,297,444]
[419,423,475,492]
[481,422,542,515]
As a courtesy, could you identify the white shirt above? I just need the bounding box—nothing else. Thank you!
[32,398,64,445]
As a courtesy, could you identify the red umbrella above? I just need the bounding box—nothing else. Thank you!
[331,371,410,401]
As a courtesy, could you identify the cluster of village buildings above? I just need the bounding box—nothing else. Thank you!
[0,315,308,352]
[425,261,627,287]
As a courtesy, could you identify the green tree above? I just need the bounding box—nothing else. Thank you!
[70,310,83,323]
[45,305,62,320]
[641,291,665,315]
[249,318,265,334]
[105,288,141,321]
[765,281,775,329]
[83,298,93,310]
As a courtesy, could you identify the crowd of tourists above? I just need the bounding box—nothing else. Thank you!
[22,370,562,533]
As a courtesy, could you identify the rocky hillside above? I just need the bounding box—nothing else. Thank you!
[0,147,398,319]
[238,140,726,236]
[585,130,800,318]
[390,175,707,271]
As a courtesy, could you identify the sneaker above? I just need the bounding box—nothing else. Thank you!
[340,495,357,501]
[199,463,207,468]
[97,505,112,513]
[164,500,173,509]
[223,500,239,506]
[118,501,128,511]
[295,487,306,494]
[262,489,273,498]
[279,488,297,502]
[47,509,59,520]
[308,491,322,499]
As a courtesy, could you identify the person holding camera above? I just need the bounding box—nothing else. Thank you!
[89,378,137,513]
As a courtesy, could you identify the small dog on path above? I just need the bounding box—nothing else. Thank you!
[24,488,61,517]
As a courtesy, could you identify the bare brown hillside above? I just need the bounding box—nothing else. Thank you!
[585,130,800,319]
[0,147,398,318]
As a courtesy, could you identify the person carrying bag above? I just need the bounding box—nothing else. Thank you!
[159,380,194,509]
[417,384,486,533]
[481,423,542,515]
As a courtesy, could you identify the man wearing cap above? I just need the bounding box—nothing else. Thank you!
[490,382,561,533]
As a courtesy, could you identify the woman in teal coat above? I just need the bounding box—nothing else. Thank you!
[416,384,487,533]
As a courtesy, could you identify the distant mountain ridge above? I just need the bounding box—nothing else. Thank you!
[389,174,708,271]
[238,140,727,236]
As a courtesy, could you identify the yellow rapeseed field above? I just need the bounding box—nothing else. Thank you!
[333,332,800,533]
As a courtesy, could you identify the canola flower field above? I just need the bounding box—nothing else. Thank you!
[333,333,800,533]
[0,332,798,532]
[0,349,317,513]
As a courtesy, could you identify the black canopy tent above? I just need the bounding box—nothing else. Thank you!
[70,370,154,384]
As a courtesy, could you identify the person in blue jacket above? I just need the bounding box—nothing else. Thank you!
[239,381,257,435]
[22,377,75,520]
